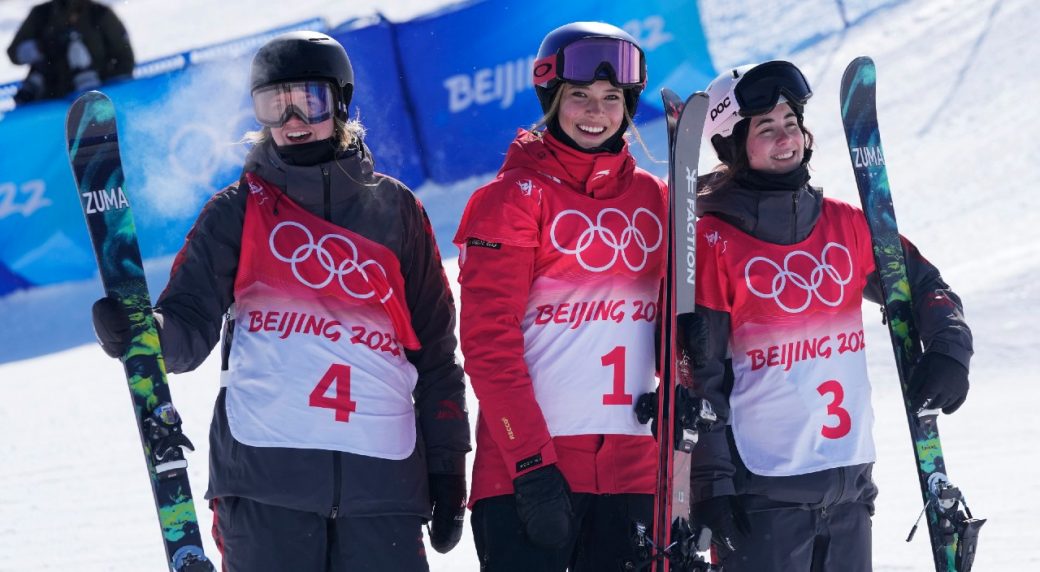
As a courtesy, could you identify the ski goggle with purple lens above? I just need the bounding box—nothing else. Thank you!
[734,61,813,117]
[532,37,645,89]
[252,81,335,127]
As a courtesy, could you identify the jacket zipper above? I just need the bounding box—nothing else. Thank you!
[791,190,800,244]
[321,164,339,519]
[833,465,846,510]
[330,451,341,518]
[321,165,332,221]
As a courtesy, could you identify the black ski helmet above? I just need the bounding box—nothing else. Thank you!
[250,31,354,122]
[533,21,646,117]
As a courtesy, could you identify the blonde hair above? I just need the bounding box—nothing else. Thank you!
[529,86,656,162]
[242,117,366,150]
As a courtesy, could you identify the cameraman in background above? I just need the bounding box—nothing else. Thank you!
[6,0,134,104]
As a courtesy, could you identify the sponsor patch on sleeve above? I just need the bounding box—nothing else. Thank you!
[515,453,543,473]
[466,238,502,250]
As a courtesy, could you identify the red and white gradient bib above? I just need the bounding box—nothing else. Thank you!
[222,174,420,460]
[697,200,879,476]
[514,180,666,437]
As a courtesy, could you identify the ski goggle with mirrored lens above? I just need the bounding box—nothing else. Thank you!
[532,37,646,89]
[734,61,813,117]
[252,81,335,127]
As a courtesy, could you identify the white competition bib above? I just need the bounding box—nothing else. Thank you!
[522,277,656,438]
[696,203,878,476]
[729,313,875,475]
[225,299,418,459]
[222,174,420,460]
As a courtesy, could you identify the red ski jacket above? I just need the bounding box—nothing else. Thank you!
[455,131,667,505]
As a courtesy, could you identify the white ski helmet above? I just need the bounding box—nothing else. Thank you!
[704,60,813,142]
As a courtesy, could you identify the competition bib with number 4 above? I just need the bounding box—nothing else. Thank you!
[223,174,420,460]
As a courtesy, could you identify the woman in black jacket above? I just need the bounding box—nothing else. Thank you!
[91,31,470,571]
[688,60,973,572]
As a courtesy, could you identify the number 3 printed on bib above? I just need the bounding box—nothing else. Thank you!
[817,379,851,439]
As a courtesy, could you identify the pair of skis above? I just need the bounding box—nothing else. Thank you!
[646,57,983,571]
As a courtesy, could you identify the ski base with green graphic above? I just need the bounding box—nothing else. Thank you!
[66,90,214,572]
[839,57,984,572]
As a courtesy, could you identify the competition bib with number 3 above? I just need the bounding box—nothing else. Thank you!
[697,200,878,476]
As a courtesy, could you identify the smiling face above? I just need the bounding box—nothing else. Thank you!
[744,102,805,173]
[270,116,334,146]
[556,80,626,150]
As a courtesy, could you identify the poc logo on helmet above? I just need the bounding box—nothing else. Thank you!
[710,96,731,121]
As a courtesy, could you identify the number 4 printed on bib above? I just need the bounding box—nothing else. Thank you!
[310,364,358,422]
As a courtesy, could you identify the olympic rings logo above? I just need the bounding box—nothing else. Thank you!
[269,221,392,303]
[550,207,663,272]
[744,242,853,313]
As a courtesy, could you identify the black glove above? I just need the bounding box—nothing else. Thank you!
[654,313,710,370]
[92,296,132,358]
[635,392,658,438]
[677,312,710,369]
[692,495,751,556]
[428,473,467,554]
[513,464,573,550]
[908,352,969,414]
[635,388,717,440]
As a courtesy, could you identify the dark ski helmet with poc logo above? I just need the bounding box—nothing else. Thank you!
[532,21,647,117]
[250,31,354,122]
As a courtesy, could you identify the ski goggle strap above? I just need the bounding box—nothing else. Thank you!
[532,37,645,89]
[252,81,335,127]
[734,61,813,117]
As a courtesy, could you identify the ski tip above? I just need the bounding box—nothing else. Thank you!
[66,89,117,128]
[71,89,111,105]
[842,56,876,78]
[840,56,878,101]
[686,91,709,103]
[660,87,678,99]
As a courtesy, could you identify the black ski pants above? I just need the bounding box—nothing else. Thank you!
[719,497,872,572]
[210,496,429,572]
[471,492,653,572]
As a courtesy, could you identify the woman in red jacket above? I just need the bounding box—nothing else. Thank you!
[454,21,666,571]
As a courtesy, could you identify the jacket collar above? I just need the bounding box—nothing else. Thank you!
[243,139,374,212]
[696,171,824,245]
[499,130,634,200]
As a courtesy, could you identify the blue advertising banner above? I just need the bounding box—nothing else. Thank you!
[394,0,714,182]
[329,15,425,186]
[0,16,421,290]
[0,3,714,293]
